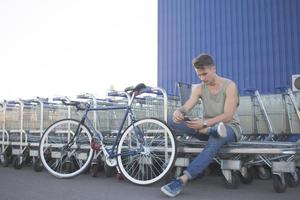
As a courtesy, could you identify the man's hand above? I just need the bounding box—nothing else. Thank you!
[173,110,185,123]
[197,127,209,134]
[185,118,205,130]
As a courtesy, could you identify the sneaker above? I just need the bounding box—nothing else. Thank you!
[161,179,184,197]
[217,122,227,138]
[208,122,227,138]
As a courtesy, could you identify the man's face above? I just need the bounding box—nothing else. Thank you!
[195,66,216,85]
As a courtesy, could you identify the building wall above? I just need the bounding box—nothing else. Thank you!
[158,0,300,95]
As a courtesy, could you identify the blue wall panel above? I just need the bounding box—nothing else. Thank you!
[158,0,300,95]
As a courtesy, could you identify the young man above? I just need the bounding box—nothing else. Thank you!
[161,53,242,197]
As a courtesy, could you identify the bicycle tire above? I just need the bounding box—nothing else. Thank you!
[39,119,94,178]
[117,118,177,185]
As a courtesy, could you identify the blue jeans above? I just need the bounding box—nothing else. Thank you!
[167,118,209,141]
[167,118,237,180]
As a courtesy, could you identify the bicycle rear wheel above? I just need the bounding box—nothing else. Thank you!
[117,118,177,185]
[39,119,94,178]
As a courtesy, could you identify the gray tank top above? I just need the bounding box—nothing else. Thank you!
[200,79,242,140]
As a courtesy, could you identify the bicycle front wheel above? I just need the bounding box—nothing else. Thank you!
[39,119,94,178]
[117,118,177,185]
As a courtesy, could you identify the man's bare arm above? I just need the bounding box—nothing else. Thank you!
[173,84,202,123]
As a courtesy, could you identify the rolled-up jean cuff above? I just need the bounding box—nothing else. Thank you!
[183,170,193,180]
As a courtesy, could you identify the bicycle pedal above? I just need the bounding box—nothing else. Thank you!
[91,138,102,151]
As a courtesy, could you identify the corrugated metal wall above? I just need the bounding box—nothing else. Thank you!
[158,0,300,95]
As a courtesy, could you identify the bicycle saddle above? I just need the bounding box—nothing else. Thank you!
[124,83,147,95]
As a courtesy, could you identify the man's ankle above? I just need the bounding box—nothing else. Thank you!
[179,175,189,185]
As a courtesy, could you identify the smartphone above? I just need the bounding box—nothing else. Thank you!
[183,116,191,121]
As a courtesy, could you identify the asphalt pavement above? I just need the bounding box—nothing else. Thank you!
[0,166,299,200]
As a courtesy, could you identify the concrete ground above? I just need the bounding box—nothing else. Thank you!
[0,166,299,200]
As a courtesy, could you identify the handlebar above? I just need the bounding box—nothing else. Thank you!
[53,96,88,110]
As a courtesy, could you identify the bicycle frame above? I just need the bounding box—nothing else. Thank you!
[68,93,141,159]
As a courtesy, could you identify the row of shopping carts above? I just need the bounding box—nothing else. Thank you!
[0,88,171,173]
[0,85,300,193]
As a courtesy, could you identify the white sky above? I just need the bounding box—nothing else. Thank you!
[0,0,157,100]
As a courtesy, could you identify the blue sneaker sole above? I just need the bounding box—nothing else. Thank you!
[161,186,178,197]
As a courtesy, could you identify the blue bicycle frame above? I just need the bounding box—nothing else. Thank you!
[68,95,143,159]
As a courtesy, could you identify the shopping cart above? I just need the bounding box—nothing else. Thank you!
[0,101,11,167]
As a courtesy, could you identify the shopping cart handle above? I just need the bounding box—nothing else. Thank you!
[36,97,49,102]
[141,87,163,95]
[275,85,289,92]
[96,98,108,102]
[53,97,67,102]
[20,100,34,106]
[53,97,73,106]
[244,88,257,94]
[140,87,152,93]
[104,98,114,103]
[107,91,128,98]
[107,91,117,96]
[21,99,37,104]
[43,101,61,107]
[77,95,90,99]
[7,100,19,104]
[6,104,16,108]
[53,97,83,108]
[77,93,95,99]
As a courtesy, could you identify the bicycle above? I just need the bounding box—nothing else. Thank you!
[38,83,177,185]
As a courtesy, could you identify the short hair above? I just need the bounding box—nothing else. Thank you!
[192,53,215,69]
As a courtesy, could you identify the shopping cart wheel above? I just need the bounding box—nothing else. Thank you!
[62,157,75,173]
[284,171,300,188]
[82,164,91,174]
[90,157,105,177]
[33,157,43,172]
[90,163,100,177]
[257,165,271,180]
[1,153,9,167]
[240,167,255,184]
[12,156,23,170]
[23,149,31,166]
[272,174,287,193]
[104,163,115,177]
[1,147,12,167]
[223,171,240,189]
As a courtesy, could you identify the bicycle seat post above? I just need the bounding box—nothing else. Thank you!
[127,91,137,107]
